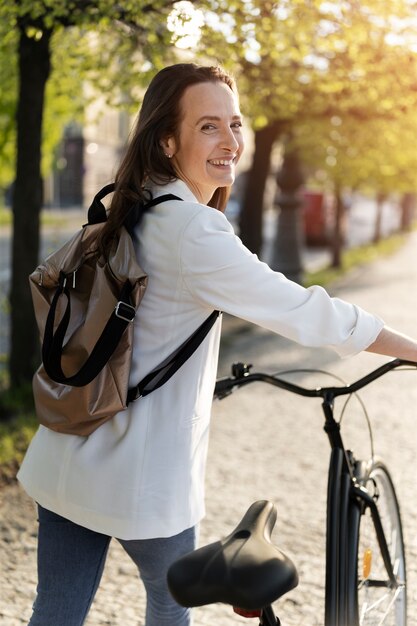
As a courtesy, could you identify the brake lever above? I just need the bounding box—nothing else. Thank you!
[213,378,235,400]
[214,362,253,400]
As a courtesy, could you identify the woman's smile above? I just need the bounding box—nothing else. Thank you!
[208,157,237,167]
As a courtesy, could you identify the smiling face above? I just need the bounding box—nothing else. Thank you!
[162,81,245,205]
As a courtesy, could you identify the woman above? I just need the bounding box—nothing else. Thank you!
[18,63,417,626]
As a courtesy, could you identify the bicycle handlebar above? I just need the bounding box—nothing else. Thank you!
[214,358,417,401]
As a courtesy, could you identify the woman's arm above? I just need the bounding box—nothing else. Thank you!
[180,209,385,358]
[366,326,417,361]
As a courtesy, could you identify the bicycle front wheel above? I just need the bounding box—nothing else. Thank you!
[347,459,406,626]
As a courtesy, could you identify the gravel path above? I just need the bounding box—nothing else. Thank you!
[1,232,416,626]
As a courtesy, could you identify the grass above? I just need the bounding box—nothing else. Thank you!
[0,207,80,228]
[304,233,408,287]
[0,380,37,486]
[0,414,38,485]
[0,208,9,226]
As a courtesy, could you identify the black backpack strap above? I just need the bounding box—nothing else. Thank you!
[126,310,221,404]
[87,183,116,224]
[123,193,183,236]
[42,273,136,387]
[144,193,182,208]
[125,193,219,404]
[87,185,182,228]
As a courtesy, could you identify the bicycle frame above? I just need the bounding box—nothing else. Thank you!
[213,358,416,626]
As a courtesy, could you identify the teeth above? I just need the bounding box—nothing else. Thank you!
[210,159,233,166]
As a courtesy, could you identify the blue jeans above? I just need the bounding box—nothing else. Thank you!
[28,505,196,626]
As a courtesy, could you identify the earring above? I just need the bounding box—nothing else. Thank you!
[165,153,172,159]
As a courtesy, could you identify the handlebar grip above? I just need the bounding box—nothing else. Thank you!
[214,378,235,399]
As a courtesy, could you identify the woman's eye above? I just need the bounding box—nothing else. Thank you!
[201,121,242,132]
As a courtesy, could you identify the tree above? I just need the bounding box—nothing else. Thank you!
[0,23,17,194]
[0,20,87,196]
[197,0,417,261]
[2,0,181,387]
[292,101,417,265]
[238,122,282,254]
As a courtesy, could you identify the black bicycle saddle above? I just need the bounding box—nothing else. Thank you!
[167,500,298,610]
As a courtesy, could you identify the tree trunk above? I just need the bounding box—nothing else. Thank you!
[271,147,305,283]
[238,123,281,255]
[373,192,386,244]
[399,193,416,232]
[330,189,346,268]
[9,25,52,386]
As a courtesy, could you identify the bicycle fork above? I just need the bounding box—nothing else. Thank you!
[324,447,401,624]
[350,483,398,588]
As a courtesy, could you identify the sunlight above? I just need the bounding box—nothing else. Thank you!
[167,1,204,49]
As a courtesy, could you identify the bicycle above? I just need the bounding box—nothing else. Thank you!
[167,358,417,626]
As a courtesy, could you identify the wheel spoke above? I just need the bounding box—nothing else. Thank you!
[360,585,404,624]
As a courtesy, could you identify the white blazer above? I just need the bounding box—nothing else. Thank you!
[18,178,384,540]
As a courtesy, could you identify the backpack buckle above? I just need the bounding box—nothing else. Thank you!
[115,301,136,322]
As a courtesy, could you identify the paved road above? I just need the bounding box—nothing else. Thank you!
[1,229,416,625]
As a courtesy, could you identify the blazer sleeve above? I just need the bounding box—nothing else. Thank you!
[179,207,384,358]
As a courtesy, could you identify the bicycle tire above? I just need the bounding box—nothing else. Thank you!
[346,458,406,626]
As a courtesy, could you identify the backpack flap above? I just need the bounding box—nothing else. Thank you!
[29,224,148,364]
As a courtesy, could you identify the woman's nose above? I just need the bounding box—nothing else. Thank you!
[221,127,240,152]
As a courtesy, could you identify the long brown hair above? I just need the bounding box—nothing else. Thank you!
[99,63,237,254]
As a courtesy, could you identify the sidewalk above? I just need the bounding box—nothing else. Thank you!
[1,229,416,625]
